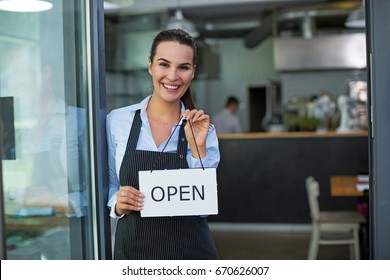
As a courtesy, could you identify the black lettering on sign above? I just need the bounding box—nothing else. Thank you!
[193,185,205,200]
[150,185,206,202]
[180,185,190,201]
[167,186,177,201]
[151,186,164,202]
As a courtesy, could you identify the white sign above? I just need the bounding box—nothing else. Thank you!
[139,168,218,217]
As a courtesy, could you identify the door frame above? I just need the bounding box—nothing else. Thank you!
[366,0,390,259]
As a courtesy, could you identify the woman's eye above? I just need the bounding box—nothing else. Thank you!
[159,62,169,68]
[179,65,190,71]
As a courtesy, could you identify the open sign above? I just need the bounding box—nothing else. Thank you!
[139,168,218,217]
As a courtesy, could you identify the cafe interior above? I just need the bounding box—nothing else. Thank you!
[104,0,371,259]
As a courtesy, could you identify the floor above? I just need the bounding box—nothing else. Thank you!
[210,224,353,260]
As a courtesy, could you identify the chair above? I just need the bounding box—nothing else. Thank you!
[305,176,366,260]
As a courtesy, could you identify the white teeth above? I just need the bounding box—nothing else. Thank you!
[163,84,179,90]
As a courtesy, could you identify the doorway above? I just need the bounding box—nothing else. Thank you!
[248,86,267,132]
[248,83,281,133]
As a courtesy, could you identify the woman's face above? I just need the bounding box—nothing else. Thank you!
[148,41,195,104]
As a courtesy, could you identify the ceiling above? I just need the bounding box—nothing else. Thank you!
[104,0,363,47]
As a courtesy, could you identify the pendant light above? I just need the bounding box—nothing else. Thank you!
[345,0,365,28]
[104,0,134,12]
[0,0,53,12]
[166,0,199,38]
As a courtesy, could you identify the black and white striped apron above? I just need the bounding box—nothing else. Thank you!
[114,109,218,260]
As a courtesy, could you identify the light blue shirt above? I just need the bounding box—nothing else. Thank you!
[106,95,220,218]
[212,108,242,134]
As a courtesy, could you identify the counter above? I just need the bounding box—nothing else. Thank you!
[217,131,368,139]
[208,132,369,224]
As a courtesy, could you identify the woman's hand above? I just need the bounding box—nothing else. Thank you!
[115,186,144,215]
[182,109,210,158]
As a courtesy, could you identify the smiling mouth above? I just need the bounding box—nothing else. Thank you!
[163,83,179,90]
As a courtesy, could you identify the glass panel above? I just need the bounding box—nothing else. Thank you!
[0,0,94,259]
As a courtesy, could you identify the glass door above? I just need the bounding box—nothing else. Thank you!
[0,0,106,259]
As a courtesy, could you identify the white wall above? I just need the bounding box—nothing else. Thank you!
[192,37,278,132]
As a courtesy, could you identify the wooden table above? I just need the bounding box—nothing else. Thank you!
[330,175,370,259]
[5,215,69,232]
[330,176,368,197]
[5,206,69,232]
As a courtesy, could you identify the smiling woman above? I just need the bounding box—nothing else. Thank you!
[148,41,195,109]
[106,29,220,260]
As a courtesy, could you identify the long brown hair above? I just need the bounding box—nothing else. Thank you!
[149,29,197,109]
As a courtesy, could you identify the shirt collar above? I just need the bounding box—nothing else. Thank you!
[137,95,186,125]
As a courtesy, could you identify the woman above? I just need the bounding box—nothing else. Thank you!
[106,29,220,259]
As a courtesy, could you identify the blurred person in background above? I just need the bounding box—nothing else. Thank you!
[212,96,242,134]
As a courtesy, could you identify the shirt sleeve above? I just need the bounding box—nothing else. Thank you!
[187,124,220,168]
[232,118,243,133]
[106,112,124,219]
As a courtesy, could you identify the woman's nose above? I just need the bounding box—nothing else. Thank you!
[166,68,178,80]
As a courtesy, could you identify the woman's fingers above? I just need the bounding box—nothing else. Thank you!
[182,109,209,159]
[116,186,144,214]
[183,109,206,122]
[182,109,210,127]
